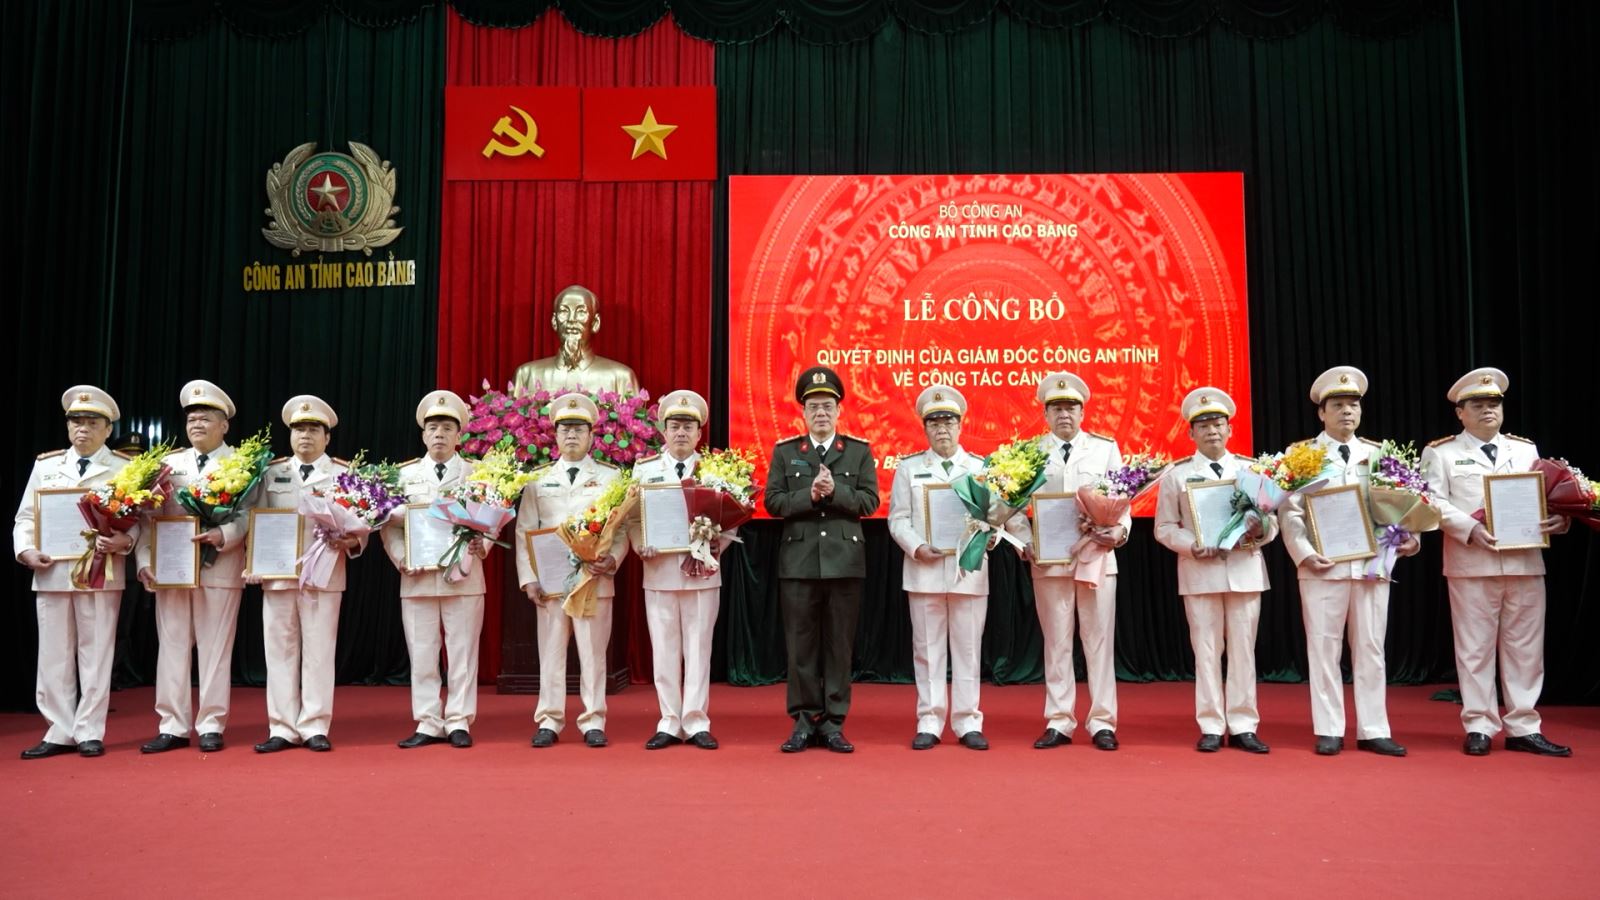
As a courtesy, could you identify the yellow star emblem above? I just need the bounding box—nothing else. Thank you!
[621,106,677,161]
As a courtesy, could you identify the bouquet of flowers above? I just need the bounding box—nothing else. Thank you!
[949,437,1050,572]
[1364,440,1440,580]
[1215,442,1330,550]
[1072,451,1170,585]
[177,426,273,566]
[428,448,535,581]
[1470,458,1600,532]
[461,380,664,469]
[296,452,406,589]
[680,448,759,577]
[70,441,174,589]
[557,471,638,617]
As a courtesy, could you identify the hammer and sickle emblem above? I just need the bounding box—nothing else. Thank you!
[481,105,544,159]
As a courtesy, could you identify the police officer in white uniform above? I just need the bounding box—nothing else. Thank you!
[382,391,488,749]
[516,393,629,749]
[1019,372,1129,751]
[1153,387,1275,753]
[888,385,993,750]
[136,380,251,754]
[628,390,729,750]
[251,395,362,753]
[1279,366,1417,757]
[15,386,134,758]
[1420,368,1571,756]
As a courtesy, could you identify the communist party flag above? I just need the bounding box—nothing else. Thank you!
[443,87,581,181]
[581,87,717,182]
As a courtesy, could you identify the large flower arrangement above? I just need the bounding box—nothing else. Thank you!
[71,441,174,588]
[177,426,273,566]
[460,381,663,469]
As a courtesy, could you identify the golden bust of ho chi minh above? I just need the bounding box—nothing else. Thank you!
[512,284,640,395]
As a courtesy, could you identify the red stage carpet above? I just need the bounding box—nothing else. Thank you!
[4,682,1598,896]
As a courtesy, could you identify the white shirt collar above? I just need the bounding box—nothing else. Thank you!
[1459,429,1499,451]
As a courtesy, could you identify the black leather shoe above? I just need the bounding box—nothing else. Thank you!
[531,728,558,748]
[20,741,75,760]
[1356,737,1407,757]
[253,736,297,753]
[911,732,940,750]
[1033,728,1071,749]
[77,740,104,757]
[1506,733,1572,757]
[1229,732,1270,754]
[1464,733,1491,756]
[141,733,190,754]
[1196,733,1223,753]
[305,735,332,752]
[959,731,989,751]
[645,731,682,750]
[448,729,473,748]
[583,729,607,748]
[198,732,224,753]
[1091,729,1119,751]
[397,732,445,749]
[1314,735,1343,755]
[780,729,810,753]
[822,732,854,753]
[688,731,718,750]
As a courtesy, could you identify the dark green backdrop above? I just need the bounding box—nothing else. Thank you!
[6,0,1596,712]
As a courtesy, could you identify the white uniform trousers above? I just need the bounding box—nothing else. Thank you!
[35,591,120,745]
[908,592,987,737]
[154,586,242,736]
[534,596,612,734]
[400,594,484,736]
[1448,575,1546,737]
[644,588,719,737]
[1299,578,1391,739]
[1034,576,1118,735]
[1184,592,1261,735]
[263,589,342,741]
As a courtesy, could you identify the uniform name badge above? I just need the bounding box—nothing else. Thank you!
[247,508,303,580]
[404,502,455,571]
[1305,484,1377,562]
[151,516,201,589]
[34,487,92,560]
[921,484,964,554]
[1483,471,1549,550]
[1185,479,1237,550]
[1030,492,1080,565]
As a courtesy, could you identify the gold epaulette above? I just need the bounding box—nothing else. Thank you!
[1503,432,1534,445]
[1084,430,1114,442]
[36,449,66,460]
[1427,435,1454,448]
[841,432,870,444]
[1288,438,1315,449]
[332,456,352,467]
[774,434,805,446]
[397,457,422,467]
[593,457,620,469]
[1358,436,1381,447]
[636,452,660,464]
[270,455,291,465]
[112,449,135,460]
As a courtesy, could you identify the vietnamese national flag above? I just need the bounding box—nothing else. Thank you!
[581,87,717,182]
[444,86,581,181]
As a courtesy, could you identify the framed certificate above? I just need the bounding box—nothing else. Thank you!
[1483,471,1549,550]
[922,484,966,555]
[525,527,575,599]
[1185,479,1237,550]
[639,483,692,553]
[34,487,91,560]
[404,503,455,571]
[247,508,303,580]
[151,516,200,589]
[1030,492,1081,565]
[1305,484,1377,562]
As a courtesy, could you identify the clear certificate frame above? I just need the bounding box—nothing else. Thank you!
[1184,479,1237,550]
[1305,484,1377,563]
[1483,471,1549,550]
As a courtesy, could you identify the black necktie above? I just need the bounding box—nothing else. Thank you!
[1061,443,1073,464]
[568,466,580,484]
[1482,443,1497,464]
[197,453,209,471]
[1210,461,1223,477]
[676,461,686,480]
[1338,445,1350,464]
[435,462,446,481]
[299,464,313,481]
[77,458,90,476]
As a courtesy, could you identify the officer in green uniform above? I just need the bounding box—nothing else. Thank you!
[765,366,880,753]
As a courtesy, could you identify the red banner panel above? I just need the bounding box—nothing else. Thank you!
[444,86,582,181]
[581,87,717,182]
[728,173,1251,517]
